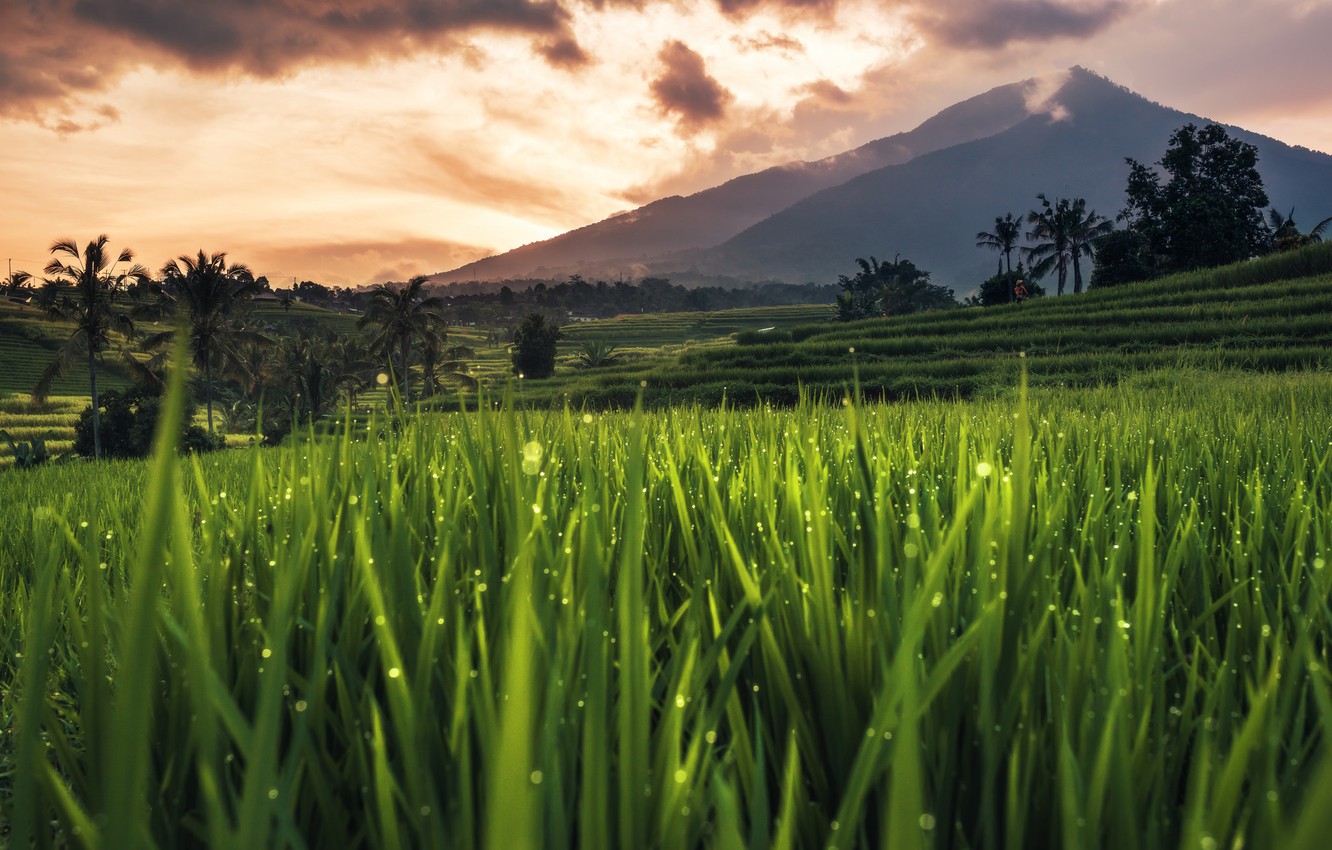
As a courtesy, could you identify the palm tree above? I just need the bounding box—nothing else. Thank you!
[143,250,264,434]
[1268,208,1332,251]
[3,269,32,296]
[357,276,448,406]
[419,332,476,397]
[976,213,1022,274]
[34,235,149,459]
[1064,198,1114,294]
[1025,195,1076,295]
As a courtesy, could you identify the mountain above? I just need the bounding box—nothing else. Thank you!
[439,68,1332,292]
[435,77,1041,282]
[669,68,1332,289]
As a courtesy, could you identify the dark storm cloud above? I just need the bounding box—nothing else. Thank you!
[0,0,585,115]
[649,40,733,132]
[911,0,1135,49]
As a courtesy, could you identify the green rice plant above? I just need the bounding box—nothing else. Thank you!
[1,367,1331,848]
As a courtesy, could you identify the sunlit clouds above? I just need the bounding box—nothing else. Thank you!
[1,0,1329,284]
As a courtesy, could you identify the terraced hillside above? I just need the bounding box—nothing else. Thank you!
[0,297,135,397]
[547,244,1332,407]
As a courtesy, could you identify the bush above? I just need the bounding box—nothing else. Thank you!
[74,388,222,458]
[978,269,1045,305]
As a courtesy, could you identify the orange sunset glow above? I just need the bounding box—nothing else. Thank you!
[3,0,1330,285]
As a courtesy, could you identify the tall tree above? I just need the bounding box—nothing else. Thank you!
[144,250,263,434]
[358,276,447,406]
[510,313,563,379]
[1024,194,1073,296]
[34,235,149,459]
[1064,198,1115,294]
[1120,123,1270,272]
[419,331,476,397]
[976,213,1022,274]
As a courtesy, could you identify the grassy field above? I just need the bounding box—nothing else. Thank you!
[2,367,1330,848]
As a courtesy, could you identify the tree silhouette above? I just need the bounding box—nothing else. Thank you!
[1121,123,1269,271]
[143,250,264,434]
[3,269,32,295]
[1064,199,1115,294]
[34,235,149,459]
[1024,195,1073,296]
[976,213,1022,274]
[510,313,562,379]
[358,276,447,406]
[1268,208,1332,251]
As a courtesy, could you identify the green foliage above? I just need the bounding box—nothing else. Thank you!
[4,372,1332,847]
[511,312,563,378]
[835,255,953,321]
[0,429,53,468]
[1090,229,1154,287]
[71,387,220,458]
[575,338,620,368]
[1121,123,1270,273]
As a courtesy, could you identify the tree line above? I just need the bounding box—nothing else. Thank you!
[8,243,482,459]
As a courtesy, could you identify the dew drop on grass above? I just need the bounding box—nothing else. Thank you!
[530,770,543,785]
[977,462,993,478]
[388,668,401,679]
[674,769,688,784]
[919,814,936,831]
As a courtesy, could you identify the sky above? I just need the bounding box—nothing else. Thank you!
[2,0,1330,287]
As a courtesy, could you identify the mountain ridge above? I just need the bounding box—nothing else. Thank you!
[437,68,1332,291]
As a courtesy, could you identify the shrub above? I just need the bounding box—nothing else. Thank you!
[74,388,221,458]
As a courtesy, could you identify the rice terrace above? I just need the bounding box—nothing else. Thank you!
[4,3,1332,848]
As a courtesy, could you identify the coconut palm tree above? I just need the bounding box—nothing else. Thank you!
[357,276,448,406]
[976,213,1022,274]
[3,268,32,295]
[142,250,264,434]
[1025,195,1074,296]
[1064,198,1115,294]
[419,332,476,397]
[34,235,149,459]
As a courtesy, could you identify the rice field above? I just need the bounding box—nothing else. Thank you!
[2,366,1330,848]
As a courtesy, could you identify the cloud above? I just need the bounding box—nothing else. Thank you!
[714,0,837,18]
[0,0,585,117]
[731,30,806,53]
[649,40,734,132]
[911,1,1135,49]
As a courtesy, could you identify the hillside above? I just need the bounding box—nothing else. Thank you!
[536,244,1332,408]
